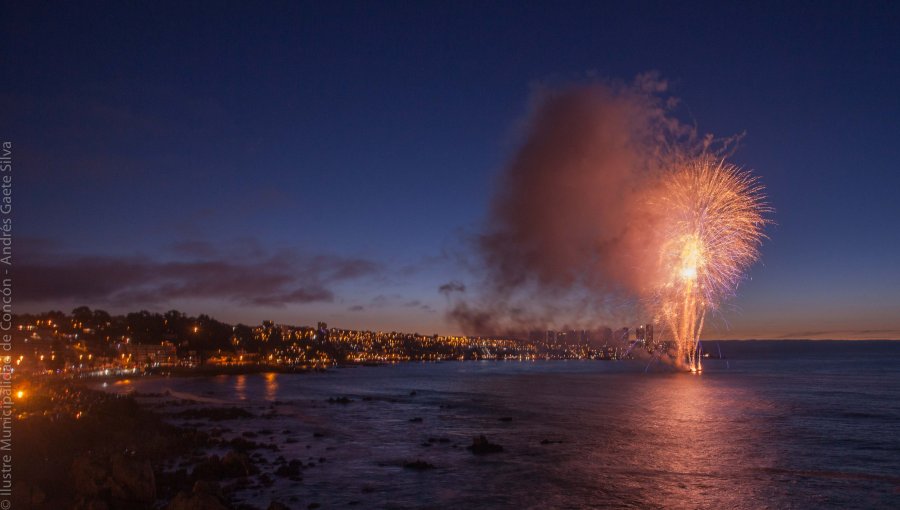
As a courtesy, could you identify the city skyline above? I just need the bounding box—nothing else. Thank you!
[5,2,900,339]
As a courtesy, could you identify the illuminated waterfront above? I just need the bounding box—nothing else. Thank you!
[12,310,636,379]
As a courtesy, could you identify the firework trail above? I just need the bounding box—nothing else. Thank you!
[649,156,770,371]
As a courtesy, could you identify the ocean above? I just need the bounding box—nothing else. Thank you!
[121,341,900,509]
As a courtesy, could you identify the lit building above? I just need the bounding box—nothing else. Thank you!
[123,341,178,366]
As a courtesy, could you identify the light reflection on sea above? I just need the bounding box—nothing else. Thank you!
[124,341,900,509]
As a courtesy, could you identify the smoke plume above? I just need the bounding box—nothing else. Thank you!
[450,75,710,336]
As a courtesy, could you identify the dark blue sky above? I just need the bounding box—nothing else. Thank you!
[4,1,899,338]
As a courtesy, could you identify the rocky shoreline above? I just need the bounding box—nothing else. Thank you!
[15,375,522,510]
[13,380,303,510]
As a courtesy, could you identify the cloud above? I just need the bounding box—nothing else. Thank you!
[438,281,466,295]
[17,244,380,309]
[369,295,390,307]
[403,299,435,312]
[777,329,900,340]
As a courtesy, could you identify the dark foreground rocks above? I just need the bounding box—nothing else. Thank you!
[166,481,230,510]
[193,452,259,480]
[72,452,156,508]
[403,460,436,470]
[13,382,219,509]
[467,435,504,454]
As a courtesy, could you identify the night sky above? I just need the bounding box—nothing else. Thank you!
[4,1,899,339]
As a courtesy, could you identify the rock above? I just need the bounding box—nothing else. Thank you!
[166,489,228,510]
[222,477,252,494]
[467,435,503,455]
[498,417,513,422]
[409,417,423,423]
[192,452,257,481]
[72,455,109,497]
[156,468,192,497]
[192,480,225,501]
[403,460,435,470]
[108,453,156,503]
[191,456,223,481]
[74,499,110,510]
[19,482,47,506]
[274,459,304,478]
[166,480,229,510]
[222,451,258,477]
[72,453,156,505]
[268,503,290,510]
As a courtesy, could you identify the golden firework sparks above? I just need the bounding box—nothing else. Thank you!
[651,156,770,372]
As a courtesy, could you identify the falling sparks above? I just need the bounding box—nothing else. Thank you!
[650,156,770,372]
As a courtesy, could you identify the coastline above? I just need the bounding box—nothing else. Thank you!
[14,378,299,509]
[16,343,900,509]
[14,379,203,509]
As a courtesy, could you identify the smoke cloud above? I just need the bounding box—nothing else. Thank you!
[450,75,710,336]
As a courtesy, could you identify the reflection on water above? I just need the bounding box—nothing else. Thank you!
[264,372,278,401]
[133,343,900,509]
[234,374,246,401]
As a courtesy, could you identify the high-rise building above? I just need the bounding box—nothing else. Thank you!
[596,327,613,347]
[546,330,557,344]
[634,324,655,346]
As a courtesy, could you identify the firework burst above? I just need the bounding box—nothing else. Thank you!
[650,156,770,372]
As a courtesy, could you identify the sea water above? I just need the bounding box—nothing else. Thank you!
[125,341,900,509]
